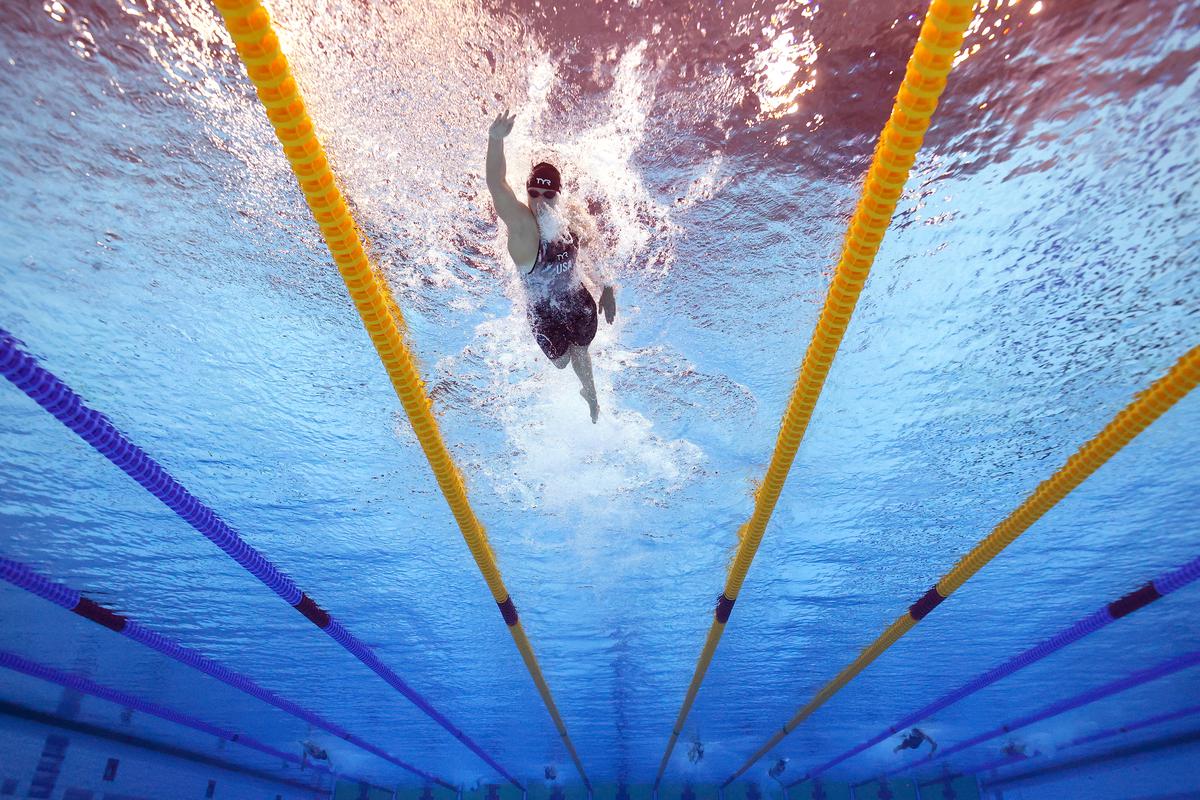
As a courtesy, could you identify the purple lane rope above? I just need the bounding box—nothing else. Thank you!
[791,554,1200,785]
[0,557,454,788]
[936,701,1200,781]
[0,649,328,782]
[0,329,519,789]
[1061,704,1200,752]
[885,650,1200,778]
[937,750,1038,781]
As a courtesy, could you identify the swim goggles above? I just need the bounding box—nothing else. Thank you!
[527,188,558,199]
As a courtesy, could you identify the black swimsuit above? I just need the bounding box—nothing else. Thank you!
[525,231,597,362]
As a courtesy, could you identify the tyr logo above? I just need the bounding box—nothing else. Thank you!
[534,177,553,186]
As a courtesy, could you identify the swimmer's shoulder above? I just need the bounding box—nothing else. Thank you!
[507,217,539,273]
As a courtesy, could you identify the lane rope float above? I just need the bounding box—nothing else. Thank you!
[727,344,1200,785]
[654,0,977,785]
[884,650,1200,779]
[208,0,588,784]
[0,329,519,788]
[0,649,341,788]
[0,556,454,789]
[792,552,1200,784]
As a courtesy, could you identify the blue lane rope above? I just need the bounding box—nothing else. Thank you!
[0,649,334,786]
[0,557,454,788]
[885,650,1200,778]
[0,329,521,789]
[793,554,1200,784]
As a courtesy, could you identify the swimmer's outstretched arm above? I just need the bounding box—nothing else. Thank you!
[486,110,528,227]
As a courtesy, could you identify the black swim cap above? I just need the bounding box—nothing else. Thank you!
[527,162,561,192]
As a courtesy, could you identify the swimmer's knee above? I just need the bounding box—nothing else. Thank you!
[552,354,570,369]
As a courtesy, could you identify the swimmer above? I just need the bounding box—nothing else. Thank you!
[486,108,617,423]
[300,739,331,770]
[893,727,937,755]
[687,736,704,764]
[1002,741,1027,758]
[768,758,788,782]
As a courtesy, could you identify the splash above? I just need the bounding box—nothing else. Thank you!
[457,45,724,516]
[460,309,705,518]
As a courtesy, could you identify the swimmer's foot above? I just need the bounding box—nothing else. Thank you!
[580,389,599,424]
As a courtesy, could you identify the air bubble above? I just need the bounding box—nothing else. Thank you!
[43,0,69,22]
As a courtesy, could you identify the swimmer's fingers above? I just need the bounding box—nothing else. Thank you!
[599,286,616,323]
[489,109,516,139]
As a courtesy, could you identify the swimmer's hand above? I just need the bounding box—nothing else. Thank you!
[598,285,616,324]
[489,109,516,140]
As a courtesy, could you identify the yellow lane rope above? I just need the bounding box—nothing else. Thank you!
[210,0,589,786]
[724,344,1200,783]
[653,0,977,786]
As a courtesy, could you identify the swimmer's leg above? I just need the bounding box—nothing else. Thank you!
[568,344,599,423]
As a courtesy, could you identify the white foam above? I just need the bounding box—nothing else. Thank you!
[465,309,704,520]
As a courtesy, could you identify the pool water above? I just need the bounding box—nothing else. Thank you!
[1,0,1198,795]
